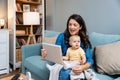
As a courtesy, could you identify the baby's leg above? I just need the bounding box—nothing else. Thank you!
[46,63,63,80]
[63,61,80,69]
[46,64,55,80]
[84,69,99,80]
[70,71,85,80]
[46,64,55,71]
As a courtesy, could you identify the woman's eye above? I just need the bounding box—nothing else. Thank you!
[74,24,77,27]
[69,23,72,26]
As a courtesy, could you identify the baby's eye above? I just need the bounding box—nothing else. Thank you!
[73,41,76,43]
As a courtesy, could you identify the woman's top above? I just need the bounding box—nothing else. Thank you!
[55,32,93,66]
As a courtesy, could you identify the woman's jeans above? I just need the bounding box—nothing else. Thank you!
[59,67,71,80]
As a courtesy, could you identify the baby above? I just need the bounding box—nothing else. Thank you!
[63,35,86,69]
[46,35,98,80]
[62,35,87,80]
[46,35,87,80]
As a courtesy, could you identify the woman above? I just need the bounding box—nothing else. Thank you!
[42,14,93,80]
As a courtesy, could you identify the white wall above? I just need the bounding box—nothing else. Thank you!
[45,0,54,30]
[0,0,7,18]
[46,0,120,34]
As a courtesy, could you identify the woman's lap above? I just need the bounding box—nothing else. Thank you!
[59,67,71,80]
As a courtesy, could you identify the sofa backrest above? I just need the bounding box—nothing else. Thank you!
[44,31,120,55]
[89,32,120,55]
[43,30,60,44]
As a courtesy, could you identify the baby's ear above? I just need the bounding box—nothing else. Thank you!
[69,41,72,46]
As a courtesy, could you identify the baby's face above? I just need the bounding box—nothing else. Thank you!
[70,37,80,49]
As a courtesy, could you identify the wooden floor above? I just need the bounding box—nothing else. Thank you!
[0,68,20,79]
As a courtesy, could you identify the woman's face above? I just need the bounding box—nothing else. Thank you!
[68,19,82,36]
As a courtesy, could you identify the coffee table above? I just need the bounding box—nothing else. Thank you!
[0,73,28,80]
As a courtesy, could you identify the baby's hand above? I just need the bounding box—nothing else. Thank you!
[80,60,84,65]
[62,56,69,60]
[81,55,86,64]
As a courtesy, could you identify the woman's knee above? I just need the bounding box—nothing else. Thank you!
[59,68,71,80]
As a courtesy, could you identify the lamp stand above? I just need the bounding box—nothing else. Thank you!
[27,25,36,44]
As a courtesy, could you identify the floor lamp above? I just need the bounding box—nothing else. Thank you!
[23,12,40,44]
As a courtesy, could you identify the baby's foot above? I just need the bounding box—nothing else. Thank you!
[46,64,57,72]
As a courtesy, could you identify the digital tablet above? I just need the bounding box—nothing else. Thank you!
[42,43,63,64]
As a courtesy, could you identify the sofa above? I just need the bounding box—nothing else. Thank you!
[22,30,120,80]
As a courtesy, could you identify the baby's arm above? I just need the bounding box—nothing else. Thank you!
[81,54,86,64]
[63,48,70,60]
[62,56,69,60]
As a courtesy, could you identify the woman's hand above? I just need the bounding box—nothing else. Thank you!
[72,62,90,74]
[72,65,84,74]
[41,49,47,58]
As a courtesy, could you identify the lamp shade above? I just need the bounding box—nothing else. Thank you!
[23,12,40,25]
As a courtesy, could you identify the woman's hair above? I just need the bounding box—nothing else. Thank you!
[64,14,92,49]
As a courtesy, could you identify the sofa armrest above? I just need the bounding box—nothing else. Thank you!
[21,43,42,61]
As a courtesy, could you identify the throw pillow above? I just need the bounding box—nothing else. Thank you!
[95,41,120,75]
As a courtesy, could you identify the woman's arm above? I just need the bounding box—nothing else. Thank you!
[72,62,90,74]
[55,33,68,56]
[85,45,94,67]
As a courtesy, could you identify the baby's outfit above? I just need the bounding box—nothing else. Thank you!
[70,69,99,80]
[46,61,99,80]
[46,63,63,80]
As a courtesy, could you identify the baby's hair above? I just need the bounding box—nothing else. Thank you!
[69,35,81,47]
[69,35,81,42]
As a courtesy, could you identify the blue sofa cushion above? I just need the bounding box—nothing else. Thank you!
[95,72,114,80]
[88,32,120,80]
[23,56,53,80]
[89,32,120,55]
[44,30,60,37]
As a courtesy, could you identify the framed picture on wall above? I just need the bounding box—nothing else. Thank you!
[23,4,30,12]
